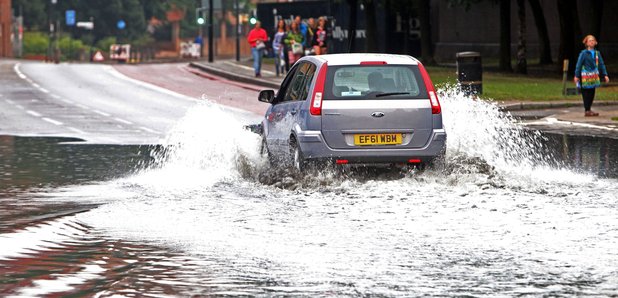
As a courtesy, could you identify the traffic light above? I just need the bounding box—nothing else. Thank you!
[249,16,257,25]
[197,17,205,25]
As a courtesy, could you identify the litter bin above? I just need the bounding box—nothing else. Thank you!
[456,51,482,95]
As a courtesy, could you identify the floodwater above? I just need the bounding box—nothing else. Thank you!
[1,90,617,297]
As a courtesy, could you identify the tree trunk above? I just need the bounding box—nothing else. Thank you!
[347,0,358,52]
[516,0,527,74]
[499,0,512,72]
[591,0,603,39]
[418,0,435,65]
[527,0,552,64]
[556,0,581,74]
[365,0,378,52]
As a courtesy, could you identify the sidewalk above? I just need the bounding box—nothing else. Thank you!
[188,59,618,138]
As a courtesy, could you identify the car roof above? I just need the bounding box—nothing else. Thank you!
[304,53,420,66]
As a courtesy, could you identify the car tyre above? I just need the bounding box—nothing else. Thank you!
[291,140,306,173]
[260,137,274,165]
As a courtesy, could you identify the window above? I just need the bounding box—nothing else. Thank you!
[283,62,317,102]
[326,65,424,99]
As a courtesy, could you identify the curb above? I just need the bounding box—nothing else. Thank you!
[188,62,281,90]
[501,100,618,111]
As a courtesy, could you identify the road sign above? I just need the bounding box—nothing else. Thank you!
[117,20,126,30]
[66,10,76,26]
[93,51,105,62]
[76,21,94,30]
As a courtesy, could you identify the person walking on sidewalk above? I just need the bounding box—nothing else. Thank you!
[272,19,286,76]
[574,34,610,117]
[285,22,305,66]
[312,17,328,55]
[247,21,268,77]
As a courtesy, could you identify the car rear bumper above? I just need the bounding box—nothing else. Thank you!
[297,129,446,164]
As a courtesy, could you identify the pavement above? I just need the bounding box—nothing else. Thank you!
[188,59,618,139]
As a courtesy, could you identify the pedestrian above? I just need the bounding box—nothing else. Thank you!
[574,34,610,117]
[312,17,328,55]
[247,21,268,77]
[294,16,309,49]
[307,17,316,53]
[285,21,304,66]
[272,19,286,77]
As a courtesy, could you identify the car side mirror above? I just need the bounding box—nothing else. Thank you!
[258,90,275,103]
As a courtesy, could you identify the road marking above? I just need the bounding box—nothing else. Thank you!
[15,105,24,110]
[27,110,42,117]
[61,98,74,104]
[51,94,61,99]
[139,126,160,134]
[42,117,63,126]
[38,87,50,94]
[5,99,15,104]
[13,63,27,79]
[76,104,90,110]
[67,127,86,134]
[114,117,133,125]
[93,110,110,117]
[32,83,40,88]
[104,66,198,103]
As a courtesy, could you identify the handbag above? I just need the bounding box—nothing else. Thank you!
[292,43,303,55]
[255,40,266,50]
[580,51,601,89]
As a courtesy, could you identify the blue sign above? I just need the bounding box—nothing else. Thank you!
[117,20,126,30]
[66,10,76,26]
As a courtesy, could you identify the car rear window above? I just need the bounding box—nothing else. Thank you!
[324,65,428,100]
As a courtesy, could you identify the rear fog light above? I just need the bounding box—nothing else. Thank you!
[336,159,349,164]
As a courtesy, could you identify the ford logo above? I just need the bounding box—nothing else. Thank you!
[371,112,385,118]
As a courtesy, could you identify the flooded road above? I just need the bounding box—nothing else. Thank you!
[1,91,618,296]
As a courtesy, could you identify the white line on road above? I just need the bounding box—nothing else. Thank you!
[27,110,42,117]
[104,66,198,103]
[67,127,86,134]
[42,117,63,126]
[51,94,61,99]
[93,110,111,117]
[5,99,15,104]
[38,87,50,94]
[15,105,24,110]
[76,104,90,110]
[32,83,40,88]
[61,98,74,104]
[13,63,27,79]
[114,117,133,125]
[139,126,160,134]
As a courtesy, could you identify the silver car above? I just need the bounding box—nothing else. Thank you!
[258,53,446,171]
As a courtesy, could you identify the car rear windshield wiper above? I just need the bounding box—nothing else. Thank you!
[375,92,410,97]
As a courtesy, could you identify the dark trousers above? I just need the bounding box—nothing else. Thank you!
[581,88,596,111]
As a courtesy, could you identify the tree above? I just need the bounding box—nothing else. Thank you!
[499,0,512,71]
[527,0,552,64]
[418,0,435,65]
[556,0,581,74]
[516,0,527,74]
[12,0,46,31]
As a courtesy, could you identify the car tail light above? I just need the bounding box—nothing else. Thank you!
[408,159,421,164]
[417,62,441,114]
[336,159,349,164]
[310,64,328,116]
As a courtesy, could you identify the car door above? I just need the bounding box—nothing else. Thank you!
[267,62,317,155]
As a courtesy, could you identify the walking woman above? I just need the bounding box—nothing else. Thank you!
[285,22,304,66]
[312,17,328,55]
[574,35,610,116]
[272,19,286,76]
[247,21,268,77]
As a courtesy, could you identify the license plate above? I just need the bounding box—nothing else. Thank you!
[354,133,402,146]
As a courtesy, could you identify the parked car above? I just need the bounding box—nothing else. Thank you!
[258,53,446,171]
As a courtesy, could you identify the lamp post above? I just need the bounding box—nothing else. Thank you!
[235,0,240,61]
[208,0,213,62]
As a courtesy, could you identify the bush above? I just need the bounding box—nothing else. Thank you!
[23,31,49,56]
[95,36,117,53]
[58,35,88,60]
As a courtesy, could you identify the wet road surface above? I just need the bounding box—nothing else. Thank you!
[1,61,617,296]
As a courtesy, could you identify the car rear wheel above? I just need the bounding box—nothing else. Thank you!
[290,139,306,172]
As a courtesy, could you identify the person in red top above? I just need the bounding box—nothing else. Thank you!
[247,21,268,77]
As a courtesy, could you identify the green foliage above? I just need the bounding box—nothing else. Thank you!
[57,35,88,60]
[95,36,117,52]
[23,31,49,56]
